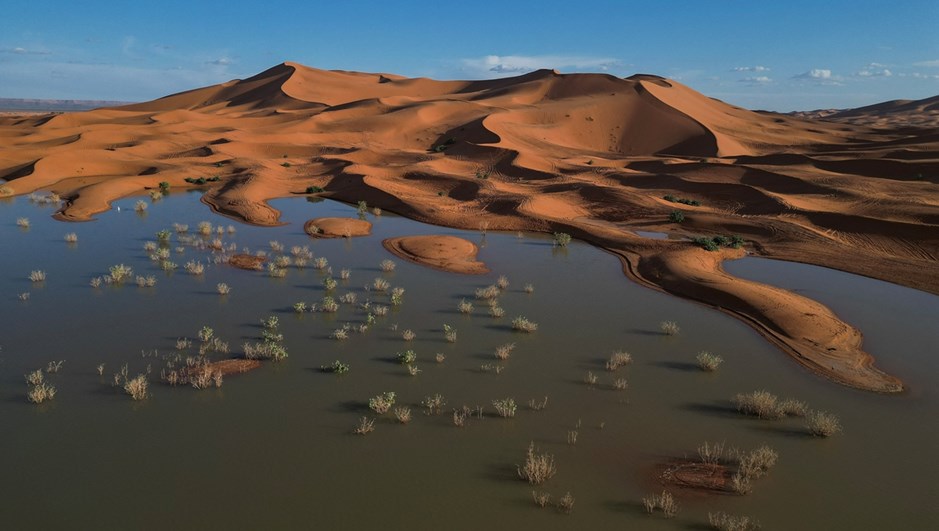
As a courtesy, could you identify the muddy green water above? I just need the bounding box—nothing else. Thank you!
[1,193,936,530]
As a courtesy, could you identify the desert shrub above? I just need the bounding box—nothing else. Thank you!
[27,382,56,404]
[512,316,538,332]
[64,233,78,243]
[422,393,446,415]
[557,492,575,514]
[660,321,680,335]
[123,374,149,400]
[322,360,350,374]
[696,351,724,371]
[108,264,133,284]
[401,329,416,341]
[496,275,509,290]
[668,210,685,223]
[16,217,30,228]
[708,512,761,531]
[697,441,725,465]
[494,343,515,360]
[216,283,231,295]
[642,490,679,518]
[28,270,46,282]
[393,406,412,424]
[806,410,842,437]
[458,298,474,314]
[733,390,785,419]
[396,350,417,364]
[243,342,288,361]
[475,285,500,300]
[353,417,375,435]
[553,232,572,247]
[492,398,517,418]
[779,398,808,417]
[605,351,633,370]
[517,443,556,485]
[380,259,396,272]
[368,392,396,414]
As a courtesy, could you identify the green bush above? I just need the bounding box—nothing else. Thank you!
[668,210,685,223]
[306,186,324,194]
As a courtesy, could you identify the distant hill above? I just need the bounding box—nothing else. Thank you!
[790,95,939,128]
[0,98,134,112]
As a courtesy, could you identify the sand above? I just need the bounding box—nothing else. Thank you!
[229,254,267,270]
[382,235,488,274]
[2,61,936,392]
[304,217,372,238]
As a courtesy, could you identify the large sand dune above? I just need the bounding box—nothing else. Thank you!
[2,61,936,392]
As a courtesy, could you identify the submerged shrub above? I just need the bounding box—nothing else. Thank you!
[553,232,572,247]
[708,512,760,531]
[733,390,784,420]
[512,316,538,333]
[353,416,375,435]
[696,351,724,371]
[368,391,396,414]
[806,410,842,437]
[642,490,679,518]
[605,351,632,371]
[492,398,517,418]
[27,382,57,404]
[123,374,149,401]
[517,443,556,485]
[660,321,680,336]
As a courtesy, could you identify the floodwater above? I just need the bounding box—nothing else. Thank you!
[1,192,936,530]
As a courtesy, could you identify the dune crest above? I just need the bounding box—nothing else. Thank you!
[3,61,936,392]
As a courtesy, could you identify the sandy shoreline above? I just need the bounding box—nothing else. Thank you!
[2,62,936,392]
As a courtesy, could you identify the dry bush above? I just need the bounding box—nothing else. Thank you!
[660,321,680,336]
[732,390,784,419]
[393,406,412,424]
[123,374,149,400]
[605,351,633,371]
[708,511,761,531]
[642,490,679,518]
[517,443,557,485]
[696,351,724,371]
[806,410,842,437]
[353,417,375,435]
[494,343,516,360]
[492,398,517,418]
[512,316,538,333]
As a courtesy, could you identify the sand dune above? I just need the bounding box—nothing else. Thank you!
[2,61,937,392]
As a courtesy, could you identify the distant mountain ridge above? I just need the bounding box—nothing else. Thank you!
[0,98,134,112]
[789,94,939,128]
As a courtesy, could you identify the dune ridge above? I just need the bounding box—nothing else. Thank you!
[2,61,937,392]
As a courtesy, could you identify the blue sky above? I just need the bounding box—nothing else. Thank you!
[1,0,937,111]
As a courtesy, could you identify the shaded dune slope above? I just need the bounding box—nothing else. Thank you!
[2,61,937,392]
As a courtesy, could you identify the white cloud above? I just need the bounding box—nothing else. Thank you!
[912,59,939,67]
[460,54,620,77]
[1,46,51,55]
[733,65,770,72]
[206,57,234,66]
[899,72,939,80]
[739,76,772,85]
[793,68,843,85]
[856,66,892,77]
[797,68,832,79]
